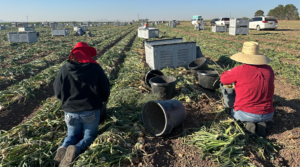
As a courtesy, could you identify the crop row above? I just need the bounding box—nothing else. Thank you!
[0,26,135,89]
[158,25,300,87]
[176,26,300,62]
[0,27,136,113]
[0,25,131,71]
[0,28,137,166]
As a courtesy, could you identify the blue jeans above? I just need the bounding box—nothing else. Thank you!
[231,108,274,123]
[59,109,100,156]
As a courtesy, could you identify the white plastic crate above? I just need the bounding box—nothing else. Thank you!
[8,32,38,43]
[17,22,28,27]
[230,18,249,27]
[52,28,70,36]
[138,28,159,39]
[0,25,5,30]
[212,26,227,32]
[42,22,49,26]
[229,27,249,35]
[145,38,197,70]
[195,24,205,30]
[18,27,35,32]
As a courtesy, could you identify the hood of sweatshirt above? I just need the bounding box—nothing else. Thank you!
[66,61,98,82]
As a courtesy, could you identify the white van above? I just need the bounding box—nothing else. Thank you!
[249,16,278,31]
[191,15,204,26]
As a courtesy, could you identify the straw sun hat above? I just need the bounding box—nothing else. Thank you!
[230,41,271,65]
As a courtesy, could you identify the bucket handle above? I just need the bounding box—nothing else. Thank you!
[164,122,173,134]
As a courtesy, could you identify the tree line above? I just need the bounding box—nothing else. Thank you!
[255,4,299,20]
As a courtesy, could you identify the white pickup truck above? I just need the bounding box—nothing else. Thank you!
[215,17,230,27]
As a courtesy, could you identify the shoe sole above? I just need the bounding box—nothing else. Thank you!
[59,145,76,167]
[245,122,256,134]
[54,148,66,165]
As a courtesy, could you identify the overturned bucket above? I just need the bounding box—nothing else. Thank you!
[220,83,236,108]
[142,100,186,136]
[150,76,177,100]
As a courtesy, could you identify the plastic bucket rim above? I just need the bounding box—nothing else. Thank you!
[145,70,164,88]
[197,70,219,76]
[149,76,177,87]
[142,101,168,136]
[188,57,207,70]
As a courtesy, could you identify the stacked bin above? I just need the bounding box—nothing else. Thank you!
[229,18,249,35]
[212,26,227,32]
[42,22,49,26]
[169,20,176,28]
[144,38,197,70]
[11,22,18,27]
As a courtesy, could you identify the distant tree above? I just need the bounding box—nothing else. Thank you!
[293,11,300,20]
[267,4,299,20]
[242,17,249,19]
[284,4,298,20]
[254,10,264,16]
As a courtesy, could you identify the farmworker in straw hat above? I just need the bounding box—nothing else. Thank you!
[220,41,274,138]
[53,42,110,166]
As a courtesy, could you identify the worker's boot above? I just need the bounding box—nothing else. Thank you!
[245,122,256,136]
[256,122,267,138]
[54,147,66,165]
[59,145,77,167]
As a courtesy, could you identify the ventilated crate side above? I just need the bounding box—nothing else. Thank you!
[148,29,159,39]
[145,38,196,70]
[8,32,37,43]
[229,27,249,35]
[212,26,227,32]
[230,18,249,27]
[52,29,70,36]
[18,27,35,32]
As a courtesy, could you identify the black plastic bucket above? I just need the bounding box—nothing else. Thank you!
[220,83,236,108]
[150,76,177,100]
[197,70,220,90]
[145,70,164,88]
[188,57,209,74]
[142,100,186,136]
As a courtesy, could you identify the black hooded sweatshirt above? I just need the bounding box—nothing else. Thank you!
[53,61,110,113]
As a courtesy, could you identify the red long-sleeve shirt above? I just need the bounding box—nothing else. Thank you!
[220,64,275,115]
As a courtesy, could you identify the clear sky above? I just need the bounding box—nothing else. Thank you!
[0,0,299,22]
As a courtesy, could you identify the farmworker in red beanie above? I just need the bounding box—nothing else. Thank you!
[53,42,110,166]
[220,41,274,138]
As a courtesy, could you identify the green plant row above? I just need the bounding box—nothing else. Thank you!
[0,27,136,113]
[0,27,137,166]
[0,26,127,65]
[0,26,135,87]
[158,25,300,87]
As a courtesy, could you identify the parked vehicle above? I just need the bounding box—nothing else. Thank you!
[215,17,230,27]
[191,15,204,26]
[249,16,278,31]
[210,18,219,26]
